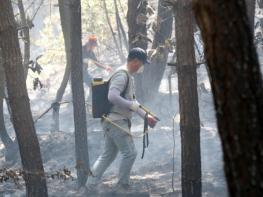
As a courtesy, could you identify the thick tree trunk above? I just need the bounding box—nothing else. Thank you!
[142,0,173,101]
[51,0,72,132]
[69,0,90,186]
[175,1,201,196]
[17,0,30,78]
[127,0,148,49]
[0,1,48,196]
[127,0,148,102]
[193,0,263,196]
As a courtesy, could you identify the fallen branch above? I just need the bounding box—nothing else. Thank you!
[0,168,75,185]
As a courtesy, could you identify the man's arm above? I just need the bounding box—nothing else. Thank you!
[83,59,89,70]
[91,59,113,72]
[108,89,157,127]
[108,71,157,127]
[108,88,146,118]
[89,51,112,72]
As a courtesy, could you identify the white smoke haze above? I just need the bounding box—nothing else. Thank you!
[0,62,228,197]
[1,1,263,196]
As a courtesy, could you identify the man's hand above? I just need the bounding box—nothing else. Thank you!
[92,60,113,72]
[130,101,140,112]
[105,65,113,72]
[147,115,158,128]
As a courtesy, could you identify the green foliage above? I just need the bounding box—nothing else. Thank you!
[81,0,128,61]
[34,0,128,71]
[34,11,65,67]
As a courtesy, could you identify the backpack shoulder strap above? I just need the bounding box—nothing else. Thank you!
[121,70,130,97]
[109,69,130,96]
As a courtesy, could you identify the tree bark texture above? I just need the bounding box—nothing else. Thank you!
[69,0,90,186]
[114,0,129,52]
[127,0,148,50]
[103,0,126,62]
[127,0,148,101]
[0,1,48,196]
[258,0,263,9]
[0,98,12,147]
[193,0,263,196]
[18,0,30,78]
[142,0,173,101]
[0,51,19,162]
[245,0,255,32]
[175,0,202,196]
[0,98,19,162]
[51,0,72,132]
[0,52,14,149]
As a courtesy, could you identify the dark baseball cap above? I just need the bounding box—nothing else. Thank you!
[128,47,150,64]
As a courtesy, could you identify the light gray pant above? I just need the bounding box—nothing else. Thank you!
[88,119,137,185]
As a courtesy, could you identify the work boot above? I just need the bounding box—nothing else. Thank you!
[85,183,98,195]
[86,177,99,195]
[112,183,131,193]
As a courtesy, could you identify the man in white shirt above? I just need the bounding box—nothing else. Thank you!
[87,47,157,192]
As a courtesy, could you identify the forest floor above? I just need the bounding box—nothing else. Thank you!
[0,125,227,197]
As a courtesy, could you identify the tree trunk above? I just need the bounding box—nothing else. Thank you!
[0,51,14,149]
[174,0,201,196]
[0,54,18,163]
[114,0,124,54]
[103,0,126,62]
[193,0,263,196]
[0,98,12,147]
[51,0,72,132]
[114,0,129,52]
[142,0,173,101]
[0,98,19,162]
[245,0,255,32]
[127,0,148,101]
[0,58,18,162]
[127,0,148,49]
[258,0,263,9]
[69,0,90,186]
[17,0,30,78]
[51,63,70,132]
[0,1,48,196]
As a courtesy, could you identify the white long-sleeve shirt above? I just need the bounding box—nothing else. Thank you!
[107,67,146,121]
